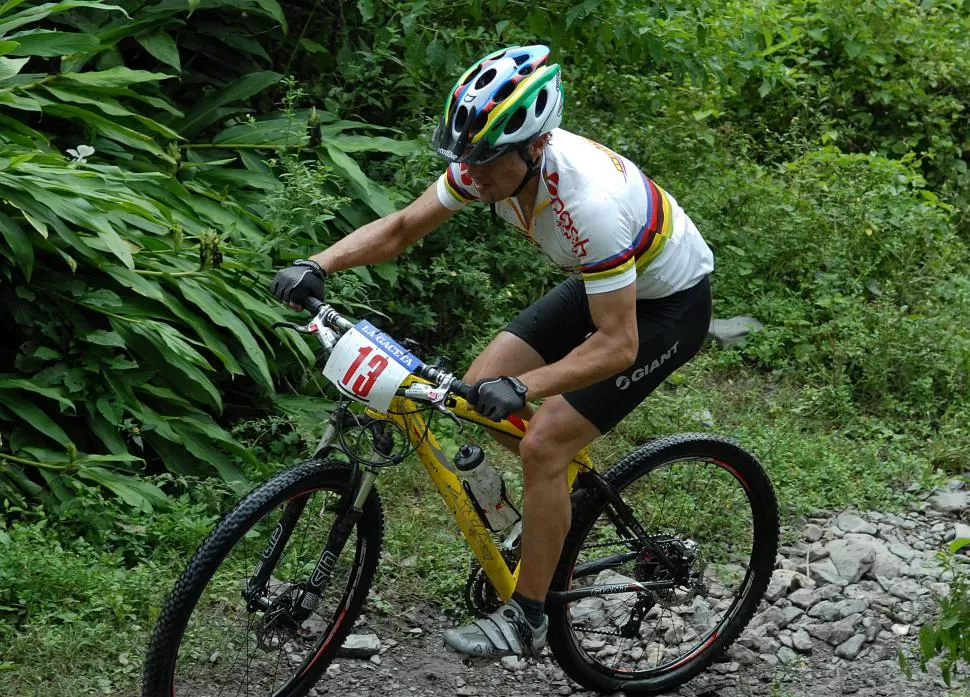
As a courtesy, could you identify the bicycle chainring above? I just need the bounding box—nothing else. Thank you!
[464,561,502,618]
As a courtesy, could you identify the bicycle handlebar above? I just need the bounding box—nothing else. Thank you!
[298,295,474,402]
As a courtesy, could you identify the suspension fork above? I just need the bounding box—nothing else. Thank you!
[290,467,378,620]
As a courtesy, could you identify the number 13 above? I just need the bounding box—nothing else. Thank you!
[341,346,388,399]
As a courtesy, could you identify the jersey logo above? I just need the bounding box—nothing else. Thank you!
[545,172,591,257]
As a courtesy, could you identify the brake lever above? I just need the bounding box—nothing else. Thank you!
[272,320,306,331]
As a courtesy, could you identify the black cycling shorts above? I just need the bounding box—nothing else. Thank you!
[504,276,712,433]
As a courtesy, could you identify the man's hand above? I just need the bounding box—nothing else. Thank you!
[270,259,326,309]
[469,376,529,421]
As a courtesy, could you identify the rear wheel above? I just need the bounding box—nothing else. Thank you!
[548,434,778,695]
[143,458,383,697]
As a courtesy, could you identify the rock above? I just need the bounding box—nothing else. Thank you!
[888,542,916,562]
[835,512,878,535]
[835,634,867,660]
[807,601,842,622]
[792,629,813,653]
[788,588,816,609]
[709,316,764,346]
[836,598,869,618]
[803,523,825,543]
[727,644,758,665]
[750,605,789,630]
[825,537,876,583]
[778,646,799,664]
[765,569,814,603]
[761,654,779,667]
[501,656,527,672]
[891,624,910,636]
[338,634,381,658]
[953,523,970,542]
[887,577,923,600]
[805,557,849,586]
[713,661,740,674]
[781,605,804,626]
[928,490,969,513]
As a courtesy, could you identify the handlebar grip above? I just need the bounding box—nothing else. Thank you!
[451,380,473,401]
[304,296,325,315]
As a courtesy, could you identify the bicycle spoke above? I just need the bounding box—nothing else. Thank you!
[564,455,760,675]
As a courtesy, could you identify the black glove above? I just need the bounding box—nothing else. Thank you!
[469,376,529,421]
[270,259,326,309]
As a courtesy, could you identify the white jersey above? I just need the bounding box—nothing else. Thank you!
[436,128,713,299]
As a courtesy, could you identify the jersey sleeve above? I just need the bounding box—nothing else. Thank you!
[435,163,479,210]
[569,195,639,295]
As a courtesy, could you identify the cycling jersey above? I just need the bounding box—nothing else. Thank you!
[436,128,714,299]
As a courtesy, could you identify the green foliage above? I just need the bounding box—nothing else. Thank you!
[0,1,421,508]
[683,149,970,421]
[900,539,970,686]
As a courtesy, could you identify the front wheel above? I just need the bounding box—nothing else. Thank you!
[548,434,779,695]
[143,458,383,697]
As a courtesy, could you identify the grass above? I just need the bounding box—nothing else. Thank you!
[0,349,949,696]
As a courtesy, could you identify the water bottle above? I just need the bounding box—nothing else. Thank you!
[453,444,521,532]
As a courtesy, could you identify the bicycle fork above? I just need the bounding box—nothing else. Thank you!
[245,463,378,627]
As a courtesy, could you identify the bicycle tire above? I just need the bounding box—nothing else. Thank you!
[143,458,383,697]
[548,434,778,695]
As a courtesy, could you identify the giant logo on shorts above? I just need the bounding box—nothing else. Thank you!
[615,341,680,390]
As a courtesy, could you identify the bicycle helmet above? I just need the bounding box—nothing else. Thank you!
[432,45,564,165]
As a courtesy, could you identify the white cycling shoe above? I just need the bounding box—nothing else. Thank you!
[443,598,548,658]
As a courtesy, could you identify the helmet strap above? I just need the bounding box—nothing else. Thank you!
[511,143,540,198]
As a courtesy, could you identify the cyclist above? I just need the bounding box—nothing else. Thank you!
[270,45,714,660]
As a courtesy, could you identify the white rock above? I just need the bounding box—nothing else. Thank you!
[501,655,528,671]
[792,629,813,653]
[803,523,825,542]
[788,588,816,609]
[928,490,969,513]
[338,634,382,658]
[805,557,849,586]
[891,623,910,636]
[825,536,876,583]
[835,512,878,535]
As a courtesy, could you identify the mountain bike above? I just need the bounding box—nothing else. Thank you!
[142,297,779,696]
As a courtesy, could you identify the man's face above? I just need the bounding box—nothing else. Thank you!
[463,150,527,204]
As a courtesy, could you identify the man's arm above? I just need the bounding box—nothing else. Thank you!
[309,182,456,273]
[517,282,639,400]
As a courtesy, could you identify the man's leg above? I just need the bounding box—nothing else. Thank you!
[442,396,600,657]
[514,395,600,600]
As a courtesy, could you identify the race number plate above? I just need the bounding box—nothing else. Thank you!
[322,320,424,413]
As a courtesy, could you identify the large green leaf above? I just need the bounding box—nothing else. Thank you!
[5,29,98,56]
[0,2,126,36]
[246,0,287,31]
[41,103,173,159]
[179,279,273,389]
[76,466,168,512]
[0,55,27,81]
[0,208,32,277]
[328,134,422,156]
[0,393,72,447]
[59,65,172,88]
[320,143,395,216]
[176,71,282,136]
[0,377,73,411]
[135,30,179,71]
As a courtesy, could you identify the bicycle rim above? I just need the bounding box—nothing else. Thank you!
[149,468,378,697]
[555,442,776,687]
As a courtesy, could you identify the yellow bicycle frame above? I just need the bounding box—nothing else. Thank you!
[367,376,596,603]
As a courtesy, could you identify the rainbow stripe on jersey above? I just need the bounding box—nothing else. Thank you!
[577,173,673,284]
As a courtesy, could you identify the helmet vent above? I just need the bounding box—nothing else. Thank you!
[494,81,516,104]
[472,110,488,135]
[475,68,497,90]
[455,105,469,128]
[505,107,527,134]
[519,65,533,76]
[535,88,548,115]
[513,53,529,66]
[461,67,481,87]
